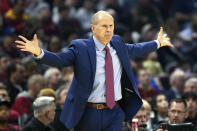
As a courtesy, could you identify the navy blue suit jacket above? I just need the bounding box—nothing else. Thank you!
[38,35,158,129]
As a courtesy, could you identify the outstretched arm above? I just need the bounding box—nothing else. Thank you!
[15,34,42,56]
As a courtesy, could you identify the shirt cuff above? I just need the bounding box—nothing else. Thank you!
[154,40,160,49]
[34,49,44,59]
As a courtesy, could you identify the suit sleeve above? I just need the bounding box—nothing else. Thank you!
[36,43,77,68]
[125,41,158,59]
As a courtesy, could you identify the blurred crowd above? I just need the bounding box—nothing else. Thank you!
[0,0,197,131]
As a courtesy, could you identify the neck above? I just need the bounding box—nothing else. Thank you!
[36,116,50,126]
[158,112,168,119]
[28,89,36,98]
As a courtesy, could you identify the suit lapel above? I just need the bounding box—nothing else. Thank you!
[87,36,96,81]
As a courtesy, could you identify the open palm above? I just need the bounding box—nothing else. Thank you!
[15,34,41,56]
[157,27,174,47]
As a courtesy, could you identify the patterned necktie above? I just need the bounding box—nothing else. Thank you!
[104,46,115,109]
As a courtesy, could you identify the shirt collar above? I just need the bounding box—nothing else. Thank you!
[93,36,110,51]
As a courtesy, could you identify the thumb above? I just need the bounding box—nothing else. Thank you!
[158,27,163,39]
[33,34,38,44]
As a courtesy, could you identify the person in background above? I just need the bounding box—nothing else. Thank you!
[182,92,197,126]
[183,77,197,93]
[151,93,169,129]
[0,98,20,131]
[22,96,56,131]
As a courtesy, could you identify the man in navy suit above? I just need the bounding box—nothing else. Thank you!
[15,10,173,131]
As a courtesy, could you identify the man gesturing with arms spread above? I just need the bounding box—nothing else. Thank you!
[15,11,173,131]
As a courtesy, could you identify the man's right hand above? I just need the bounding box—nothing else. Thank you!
[15,34,41,56]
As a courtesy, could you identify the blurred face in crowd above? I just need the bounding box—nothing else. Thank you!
[168,102,187,124]
[48,69,62,85]
[12,64,25,83]
[0,105,10,122]
[172,74,185,92]
[34,78,46,97]
[185,98,197,114]
[184,81,197,93]
[0,56,10,71]
[138,69,151,87]
[0,90,10,102]
[91,12,114,45]
[134,109,147,125]
[58,88,69,109]
[156,94,168,114]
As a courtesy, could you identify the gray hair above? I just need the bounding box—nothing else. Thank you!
[27,74,44,88]
[33,96,55,116]
[91,10,114,25]
[44,67,60,79]
[185,77,197,87]
[170,69,185,85]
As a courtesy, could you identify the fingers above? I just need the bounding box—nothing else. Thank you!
[16,45,25,49]
[18,35,30,42]
[15,40,25,45]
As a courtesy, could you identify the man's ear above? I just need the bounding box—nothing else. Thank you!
[90,24,94,32]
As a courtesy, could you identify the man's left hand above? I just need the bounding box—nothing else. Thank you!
[157,27,174,47]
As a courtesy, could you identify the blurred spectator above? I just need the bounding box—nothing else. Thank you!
[50,85,70,131]
[37,2,58,39]
[38,88,56,100]
[11,74,46,116]
[184,77,197,93]
[143,52,163,77]
[0,98,20,131]
[170,0,197,30]
[56,5,81,42]
[130,0,163,32]
[151,94,169,129]
[0,34,22,59]
[4,0,28,33]
[0,83,20,122]
[22,96,55,131]
[165,69,185,100]
[4,63,26,104]
[123,106,150,131]
[142,99,153,131]
[0,53,10,82]
[182,92,197,126]
[0,0,12,14]
[75,0,95,32]
[155,98,188,131]
[137,68,159,103]
[47,35,62,53]
[44,67,63,90]
[22,57,40,79]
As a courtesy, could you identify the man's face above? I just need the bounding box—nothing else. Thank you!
[12,64,25,83]
[34,78,46,97]
[168,102,187,124]
[138,70,151,86]
[134,109,147,125]
[49,69,62,85]
[0,57,10,71]
[0,105,10,121]
[184,82,197,93]
[91,14,114,45]
[185,98,197,113]
[0,90,10,102]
